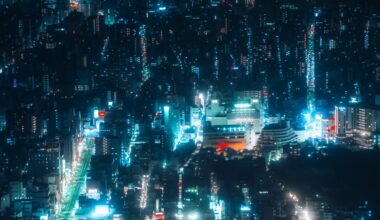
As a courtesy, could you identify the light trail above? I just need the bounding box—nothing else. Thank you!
[242,187,252,206]
[124,124,139,166]
[58,139,93,219]
[174,49,185,75]
[175,168,185,219]
[175,102,205,218]
[101,37,109,61]
[139,175,149,209]
[178,170,183,210]
[287,191,313,220]
[210,172,222,220]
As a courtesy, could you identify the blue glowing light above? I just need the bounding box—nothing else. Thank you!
[240,205,251,211]
[94,110,99,119]
[93,205,110,217]
[234,103,251,108]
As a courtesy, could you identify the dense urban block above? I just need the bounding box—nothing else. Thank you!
[0,0,380,219]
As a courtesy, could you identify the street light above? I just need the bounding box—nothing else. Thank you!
[175,212,184,219]
[302,209,312,220]
[188,212,200,220]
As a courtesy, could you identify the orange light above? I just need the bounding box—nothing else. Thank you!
[216,142,245,153]
[98,111,106,117]
[70,1,79,9]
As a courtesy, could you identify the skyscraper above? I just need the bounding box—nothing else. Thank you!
[306,25,316,115]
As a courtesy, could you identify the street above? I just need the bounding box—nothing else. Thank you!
[58,139,93,219]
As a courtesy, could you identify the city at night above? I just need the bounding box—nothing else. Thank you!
[0,0,380,219]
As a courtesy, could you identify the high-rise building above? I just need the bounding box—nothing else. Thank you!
[335,105,380,148]
[140,24,150,81]
[306,25,316,116]
[210,0,220,7]
[78,0,93,17]
[203,125,254,151]
[9,181,26,201]
[0,108,6,131]
[334,106,347,137]
[244,0,255,8]
[42,74,50,94]
[28,139,61,177]
[6,108,39,137]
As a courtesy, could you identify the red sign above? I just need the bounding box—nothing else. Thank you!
[152,212,165,220]
[98,111,106,117]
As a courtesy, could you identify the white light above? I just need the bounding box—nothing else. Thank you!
[108,101,113,106]
[234,103,251,108]
[94,110,99,119]
[175,213,184,219]
[240,205,251,211]
[96,121,100,130]
[164,106,170,112]
[88,189,98,194]
[87,188,100,200]
[303,113,311,123]
[94,205,110,216]
[303,209,311,220]
[188,212,199,220]
[113,214,122,220]
[349,97,359,103]
[84,128,90,135]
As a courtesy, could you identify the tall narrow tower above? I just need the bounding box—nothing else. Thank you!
[364,20,370,49]
[275,35,283,80]
[245,16,253,76]
[213,47,219,80]
[306,25,316,116]
[140,24,150,81]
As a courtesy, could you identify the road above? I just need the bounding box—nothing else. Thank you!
[139,175,149,209]
[58,139,93,219]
